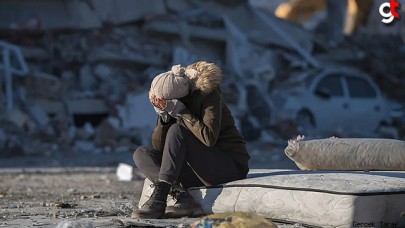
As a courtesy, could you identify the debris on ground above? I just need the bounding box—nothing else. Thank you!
[51,202,77,209]
[116,163,134,182]
[56,220,94,228]
[190,212,277,228]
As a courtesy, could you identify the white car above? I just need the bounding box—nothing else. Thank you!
[270,67,394,138]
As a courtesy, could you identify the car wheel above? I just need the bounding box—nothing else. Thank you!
[296,111,316,136]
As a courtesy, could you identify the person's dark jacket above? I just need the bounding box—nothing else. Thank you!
[151,63,250,175]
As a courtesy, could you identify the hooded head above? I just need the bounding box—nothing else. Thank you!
[185,61,222,94]
[150,65,190,99]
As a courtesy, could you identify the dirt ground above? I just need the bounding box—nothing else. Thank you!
[0,144,305,228]
[0,167,140,227]
[0,168,305,228]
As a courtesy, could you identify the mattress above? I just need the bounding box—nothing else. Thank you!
[138,169,405,228]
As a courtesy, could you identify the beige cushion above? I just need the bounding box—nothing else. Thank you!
[285,136,405,171]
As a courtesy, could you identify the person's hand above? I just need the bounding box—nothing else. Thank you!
[162,99,186,117]
[149,94,186,118]
[150,94,167,109]
[150,94,170,122]
[153,106,170,123]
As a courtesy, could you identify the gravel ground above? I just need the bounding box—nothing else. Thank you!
[0,167,306,228]
[0,144,307,227]
[0,167,142,227]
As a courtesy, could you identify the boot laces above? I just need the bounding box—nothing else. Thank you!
[170,189,183,201]
[149,183,165,199]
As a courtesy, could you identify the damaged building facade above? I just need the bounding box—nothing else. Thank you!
[0,0,404,158]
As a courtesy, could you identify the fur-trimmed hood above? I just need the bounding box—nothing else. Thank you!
[184,61,222,94]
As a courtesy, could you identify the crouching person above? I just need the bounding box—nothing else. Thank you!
[132,61,250,219]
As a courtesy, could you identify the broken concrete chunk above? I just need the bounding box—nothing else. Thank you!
[61,71,75,81]
[165,0,194,13]
[26,72,66,99]
[61,71,77,90]
[4,108,28,129]
[0,0,166,30]
[22,140,54,156]
[88,48,164,66]
[117,91,156,130]
[107,117,121,129]
[92,0,166,24]
[20,46,49,60]
[0,128,5,143]
[172,46,198,66]
[27,103,50,126]
[35,99,66,116]
[83,122,95,136]
[68,126,77,140]
[75,128,93,141]
[142,67,167,90]
[93,63,113,81]
[74,140,95,152]
[115,145,129,153]
[145,20,226,41]
[79,65,97,90]
[94,119,117,148]
[250,0,285,13]
[68,98,108,114]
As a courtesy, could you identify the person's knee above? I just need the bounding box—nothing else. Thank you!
[133,146,149,166]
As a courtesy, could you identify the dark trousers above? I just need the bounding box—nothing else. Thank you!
[133,124,245,189]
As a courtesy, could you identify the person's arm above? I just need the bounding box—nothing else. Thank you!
[179,90,222,147]
[151,116,176,152]
[150,94,175,152]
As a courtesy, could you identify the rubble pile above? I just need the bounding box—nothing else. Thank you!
[353,34,405,100]
[0,27,168,158]
[0,0,404,159]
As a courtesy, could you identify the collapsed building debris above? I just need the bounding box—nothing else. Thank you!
[0,0,167,30]
[0,0,404,159]
[0,41,29,110]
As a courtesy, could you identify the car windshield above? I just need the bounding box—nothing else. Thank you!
[315,74,344,97]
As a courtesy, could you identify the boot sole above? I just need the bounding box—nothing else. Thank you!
[164,208,205,218]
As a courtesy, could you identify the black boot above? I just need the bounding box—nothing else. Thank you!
[165,191,205,218]
[131,181,171,219]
